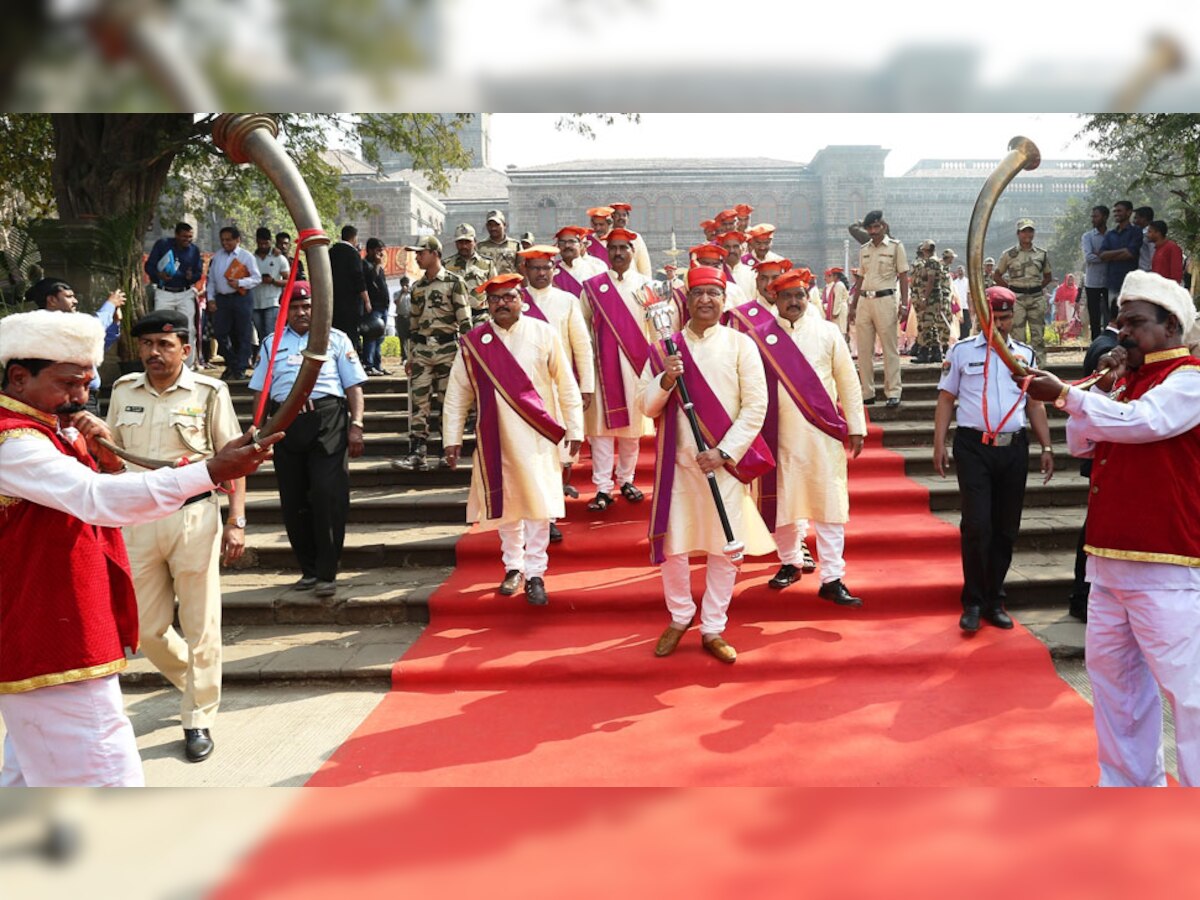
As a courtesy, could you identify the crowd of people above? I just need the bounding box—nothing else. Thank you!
[2,194,1198,790]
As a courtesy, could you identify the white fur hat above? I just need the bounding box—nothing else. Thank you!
[1118,270,1196,333]
[0,309,105,368]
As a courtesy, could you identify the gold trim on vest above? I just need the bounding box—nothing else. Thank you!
[0,658,129,694]
[1085,544,1200,568]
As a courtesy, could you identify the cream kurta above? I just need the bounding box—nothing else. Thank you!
[731,262,757,304]
[822,282,850,333]
[527,283,595,394]
[579,269,675,439]
[636,324,774,559]
[558,256,607,293]
[764,310,867,525]
[443,316,583,529]
[632,233,653,278]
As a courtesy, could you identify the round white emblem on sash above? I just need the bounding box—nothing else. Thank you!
[765,334,779,345]
[481,333,494,344]
[599,284,610,293]
[748,307,759,316]
[521,303,530,312]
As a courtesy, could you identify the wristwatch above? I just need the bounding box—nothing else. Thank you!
[1040,446,1053,454]
[230,516,246,528]
[350,419,365,429]
[1053,384,1071,409]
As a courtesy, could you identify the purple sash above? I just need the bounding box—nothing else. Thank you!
[742,315,849,530]
[670,285,690,326]
[586,234,609,267]
[553,267,584,297]
[741,251,757,267]
[723,298,770,333]
[645,332,776,564]
[518,287,549,323]
[460,324,567,520]
[582,272,652,431]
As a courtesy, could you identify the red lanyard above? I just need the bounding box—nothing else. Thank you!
[980,326,1030,445]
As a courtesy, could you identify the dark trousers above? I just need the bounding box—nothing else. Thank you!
[214,293,254,374]
[1085,286,1109,341]
[1070,516,1090,610]
[271,399,350,582]
[953,428,1029,612]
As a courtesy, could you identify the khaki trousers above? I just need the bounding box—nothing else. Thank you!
[1011,293,1047,367]
[855,295,902,400]
[124,496,222,729]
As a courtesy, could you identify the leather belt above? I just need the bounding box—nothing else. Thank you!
[159,285,191,293]
[410,333,459,346]
[269,395,344,415]
[1012,285,1044,294]
[183,491,214,507]
[862,289,894,298]
[956,427,1026,448]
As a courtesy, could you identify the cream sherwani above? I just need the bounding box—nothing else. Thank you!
[528,282,595,465]
[558,256,607,294]
[636,324,774,559]
[442,316,583,530]
[731,263,757,305]
[823,282,851,335]
[632,233,653,278]
[767,310,866,527]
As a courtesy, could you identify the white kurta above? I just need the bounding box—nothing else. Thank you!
[579,269,674,439]
[527,283,596,394]
[636,324,775,558]
[443,317,583,529]
[822,282,851,334]
[764,311,867,525]
[557,256,607,293]
[632,233,653,278]
[731,263,757,304]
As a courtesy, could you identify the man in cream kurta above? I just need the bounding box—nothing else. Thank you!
[637,266,773,664]
[442,274,583,606]
[757,270,868,606]
[553,226,608,296]
[579,229,675,509]
[692,243,749,306]
[822,268,851,338]
[611,203,653,278]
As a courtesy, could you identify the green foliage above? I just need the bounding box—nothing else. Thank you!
[380,335,403,358]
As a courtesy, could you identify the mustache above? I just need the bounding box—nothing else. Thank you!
[56,402,86,414]
[1119,338,1138,350]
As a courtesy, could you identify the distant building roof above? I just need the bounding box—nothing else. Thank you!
[385,166,511,201]
[901,159,1096,178]
[514,157,805,175]
[320,148,378,177]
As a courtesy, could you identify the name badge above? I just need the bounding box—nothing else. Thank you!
[286,354,303,366]
[124,405,144,413]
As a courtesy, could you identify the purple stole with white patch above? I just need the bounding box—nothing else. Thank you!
[581,272,651,431]
[553,264,584,297]
[723,298,771,333]
[645,333,776,565]
[459,323,567,520]
[742,315,849,530]
[586,234,610,267]
[669,285,690,326]
[518,287,549,323]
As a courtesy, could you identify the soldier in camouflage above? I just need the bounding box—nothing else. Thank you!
[445,223,497,324]
[475,210,521,276]
[993,219,1052,367]
[910,240,952,363]
[394,235,472,471]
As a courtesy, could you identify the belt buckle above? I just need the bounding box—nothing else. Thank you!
[993,432,1013,447]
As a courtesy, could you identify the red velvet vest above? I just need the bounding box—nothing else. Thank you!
[1085,348,1200,567]
[0,396,139,693]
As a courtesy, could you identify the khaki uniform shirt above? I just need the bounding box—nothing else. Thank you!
[476,237,521,275]
[858,236,909,292]
[107,368,241,469]
[445,252,497,317]
[996,245,1051,290]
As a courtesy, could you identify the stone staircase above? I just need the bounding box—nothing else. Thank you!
[110,347,1090,688]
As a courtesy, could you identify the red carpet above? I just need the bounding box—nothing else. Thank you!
[309,425,1099,787]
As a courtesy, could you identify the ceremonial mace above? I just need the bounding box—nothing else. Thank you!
[643,286,746,565]
[96,114,333,469]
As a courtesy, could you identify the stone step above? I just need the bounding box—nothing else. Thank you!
[244,485,469,524]
[893,445,1086,477]
[235,522,465,570]
[916,471,1091,510]
[879,420,1070,449]
[218,567,451,626]
[119,622,424,687]
[245,458,472,491]
[230,391,410,413]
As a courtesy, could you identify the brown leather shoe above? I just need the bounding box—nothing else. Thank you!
[654,625,688,657]
[498,569,524,596]
[702,635,737,664]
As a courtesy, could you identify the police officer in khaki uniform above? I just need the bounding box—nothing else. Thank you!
[106,309,245,763]
[851,209,910,407]
[396,235,472,471]
[476,210,522,275]
[994,218,1053,367]
[445,223,497,323]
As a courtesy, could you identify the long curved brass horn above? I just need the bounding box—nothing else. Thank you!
[966,136,1041,377]
[99,114,332,468]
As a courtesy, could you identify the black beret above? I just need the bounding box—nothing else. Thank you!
[862,210,884,227]
[25,277,72,308]
[131,309,190,340]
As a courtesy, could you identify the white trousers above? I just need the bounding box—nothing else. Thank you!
[661,553,738,636]
[498,519,551,579]
[776,520,846,584]
[153,286,198,367]
[0,675,143,787]
[589,435,640,495]
[1086,582,1200,787]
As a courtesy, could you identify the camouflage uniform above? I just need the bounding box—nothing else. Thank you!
[444,251,497,323]
[476,237,521,276]
[917,257,952,357]
[409,268,471,446]
[995,245,1051,366]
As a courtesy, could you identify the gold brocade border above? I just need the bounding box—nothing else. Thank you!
[0,393,57,426]
[0,658,128,694]
[1085,545,1200,568]
[1143,347,1191,365]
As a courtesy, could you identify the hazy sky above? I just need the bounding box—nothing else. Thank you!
[487,114,1095,176]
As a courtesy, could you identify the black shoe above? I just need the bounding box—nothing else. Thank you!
[549,522,563,543]
[983,608,1014,629]
[818,579,863,608]
[314,580,336,598]
[768,564,800,589]
[862,397,877,406]
[959,607,981,633]
[928,348,943,364]
[800,544,817,574]
[1068,594,1089,623]
[498,569,524,596]
[410,443,428,472]
[913,347,928,364]
[293,576,318,591]
[525,576,548,606]
[184,727,214,762]
[885,397,901,408]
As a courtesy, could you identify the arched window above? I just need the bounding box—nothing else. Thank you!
[653,196,675,233]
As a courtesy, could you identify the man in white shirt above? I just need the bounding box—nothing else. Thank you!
[252,226,290,364]
[205,225,261,381]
